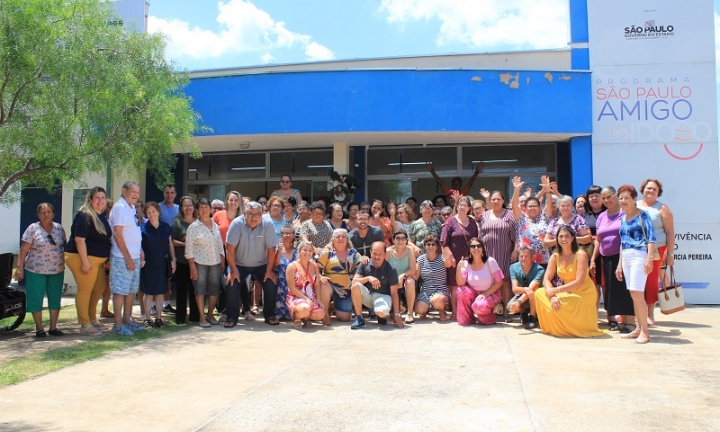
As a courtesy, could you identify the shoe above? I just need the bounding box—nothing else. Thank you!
[126,321,146,331]
[35,329,47,338]
[48,328,64,336]
[377,316,387,326]
[244,312,255,322]
[520,310,529,325]
[112,325,134,336]
[154,319,166,328]
[199,322,211,328]
[350,316,366,329]
[162,304,176,314]
[523,315,538,330]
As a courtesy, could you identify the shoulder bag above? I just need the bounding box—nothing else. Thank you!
[658,266,685,314]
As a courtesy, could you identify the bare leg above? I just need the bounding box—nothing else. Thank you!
[32,311,44,332]
[350,283,364,316]
[196,295,207,325]
[431,294,448,321]
[316,282,333,325]
[143,293,154,323]
[49,309,60,331]
[207,296,217,321]
[138,291,145,316]
[414,300,429,317]
[122,294,134,325]
[404,280,416,323]
[154,295,164,322]
[113,294,125,328]
[626,291,650,343]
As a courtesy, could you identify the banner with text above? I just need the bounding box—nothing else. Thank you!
[588,0,719,303]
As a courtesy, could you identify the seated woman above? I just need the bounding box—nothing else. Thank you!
[414,235,452,321]
[535,225,606,338]
[285,241,325,328]
[455,238,504,326]
[386,228,417,323]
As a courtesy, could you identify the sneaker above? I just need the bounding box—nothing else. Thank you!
[112,325,134,336]
[377,316,387,326]
[350,316,366,329]
[523,315,538,330]
[162,304,176,314]
[126,321,146,331]
[520,310,529,325]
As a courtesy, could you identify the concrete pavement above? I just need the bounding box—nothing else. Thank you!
[1,306,719,432]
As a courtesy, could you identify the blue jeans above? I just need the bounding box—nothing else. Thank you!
[225,264,277,322]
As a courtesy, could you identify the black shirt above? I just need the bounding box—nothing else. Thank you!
[355,260,399,296]
[65,211,112,258]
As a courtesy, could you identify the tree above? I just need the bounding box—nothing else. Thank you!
[0,0,202,202]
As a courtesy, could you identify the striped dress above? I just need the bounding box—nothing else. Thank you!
[478,209,518,277]
[417,253,448,297]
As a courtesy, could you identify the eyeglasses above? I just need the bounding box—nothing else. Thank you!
[47,234,56,246]
[212,207,223,211]
[441,213,452,217]
[425,242,437,247]
[246,213,262,219]
[394,236,407,241]
[433,212,441,216]
[526,205,539,209]
[335,235,348,239]
[281,232,295,236]
[469,244,483,249]
[182,205,194,209]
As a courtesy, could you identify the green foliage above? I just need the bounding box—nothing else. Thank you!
[0,0,203,200]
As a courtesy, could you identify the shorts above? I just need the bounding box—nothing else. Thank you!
[621,248,648,292]
[507,294,530,312]
[417,290,448,308]
[332,291,353,313]
[354,283,392,316]
[109,255,141,295]
[193,263,222,296]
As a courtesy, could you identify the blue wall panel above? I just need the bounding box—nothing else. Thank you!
[569,135,593,197]
[186,69,592,137]
[569,0,589,44]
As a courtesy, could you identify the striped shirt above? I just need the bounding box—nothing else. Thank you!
[417,253,447,296]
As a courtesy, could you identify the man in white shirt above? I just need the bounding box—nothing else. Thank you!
[109,181,146,336]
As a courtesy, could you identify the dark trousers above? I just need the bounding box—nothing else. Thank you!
[225,264,277,322]
[175,263,199,324]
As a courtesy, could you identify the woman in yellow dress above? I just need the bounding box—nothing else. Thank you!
[535,225,606,338]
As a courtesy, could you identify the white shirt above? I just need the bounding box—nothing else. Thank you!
[109,196,142,259]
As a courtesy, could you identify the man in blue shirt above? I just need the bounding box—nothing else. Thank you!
[508,246,545,329]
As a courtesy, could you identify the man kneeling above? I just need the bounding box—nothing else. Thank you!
[508,246,545,329]
[350,242,404,329]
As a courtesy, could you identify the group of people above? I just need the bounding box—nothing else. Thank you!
[17,172,672,344]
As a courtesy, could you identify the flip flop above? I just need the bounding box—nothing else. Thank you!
[223,320,237,328]
[265,317,280,326]
[100,311,115,318]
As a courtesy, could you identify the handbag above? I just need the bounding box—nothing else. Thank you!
[638,213,661,260]
[658,266,685,314]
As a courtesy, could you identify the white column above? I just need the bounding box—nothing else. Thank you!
[333,142,350,175]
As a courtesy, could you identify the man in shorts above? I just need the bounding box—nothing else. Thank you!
[350,242,404,329]
[109,181,146,336]
[508,246,545,329]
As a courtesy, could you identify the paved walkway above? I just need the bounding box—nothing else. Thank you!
[1,306,719,432]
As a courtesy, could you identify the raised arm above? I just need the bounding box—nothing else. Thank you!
[511,176,524,221]
[459,162,484,196]
[425,163,451,195]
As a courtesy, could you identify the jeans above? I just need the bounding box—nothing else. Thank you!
[225,264,277,322]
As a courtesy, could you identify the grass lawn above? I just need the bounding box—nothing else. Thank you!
[0,304,192,387]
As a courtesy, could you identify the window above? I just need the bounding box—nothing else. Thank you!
[366,147,455,175]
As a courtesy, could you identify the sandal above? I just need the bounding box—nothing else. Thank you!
[265,317,280,326]
[80,324,102,336]
[250,305,259,315]
[404,314,415,324]
[91,321,108,330]
[100,311,114,318]
[293,319,303,329]
[608,321,619,331]
[35,330,47,338]
[206,316,219,325]
[223,320,237,328]
[199,321,211,328]
[154,319,166,328]
[48,328,64,336]
[244,312,255,322]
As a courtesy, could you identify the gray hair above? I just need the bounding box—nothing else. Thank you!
[296,240,314,253]
[559,195,573,205]
[602,185,617,195]
[244,201,262,212]
[122,180,139,191]
[327,228,354,249]
[518,245,534,255]
[420,200,433,209]
[211,199,225,209]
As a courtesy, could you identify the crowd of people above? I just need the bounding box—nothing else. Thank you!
[17,172,672,344]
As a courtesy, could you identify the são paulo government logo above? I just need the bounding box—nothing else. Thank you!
[624,20,674,40]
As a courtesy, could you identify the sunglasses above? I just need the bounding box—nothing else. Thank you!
[441,213,452,217]
[469,244,483,249]
[394,236,407,241]
[47,234,56,246]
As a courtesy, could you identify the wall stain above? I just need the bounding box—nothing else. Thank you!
[559,75,572,81]
[471,76,482,82]
[545,72,553,84]
[526,77,530,85]
[500,72,520,89]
